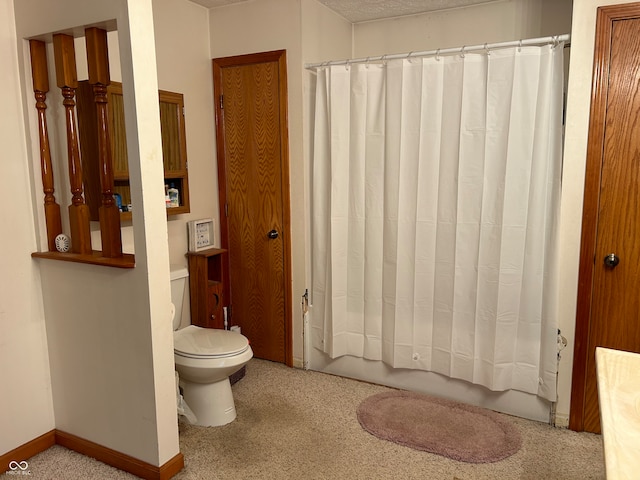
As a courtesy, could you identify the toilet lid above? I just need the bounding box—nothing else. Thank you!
[174,325,250,358]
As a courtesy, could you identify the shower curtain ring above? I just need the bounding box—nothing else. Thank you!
[435,49,441,61]
[484,43,490,56]
[408,51,420,63]
[460,46,466,58]
[518,40,522,52]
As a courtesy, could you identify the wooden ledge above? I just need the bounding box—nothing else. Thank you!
[32,250,135,268]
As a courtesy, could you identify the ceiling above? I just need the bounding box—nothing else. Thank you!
[188,0,497,23]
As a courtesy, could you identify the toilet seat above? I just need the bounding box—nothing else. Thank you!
[174,325,250,359]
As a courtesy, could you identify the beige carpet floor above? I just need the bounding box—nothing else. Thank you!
[26,359,605,479]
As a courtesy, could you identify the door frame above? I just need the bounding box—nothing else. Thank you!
[569,3,640,431]
[212,49,293,367]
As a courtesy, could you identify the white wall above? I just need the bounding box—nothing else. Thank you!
[153,0,219,268]
[301,0,353,63]
[208,0,308,366]
[10,0,179,465]
[0,0,55,456]
[105,0,218,327]
[353,0,572,57]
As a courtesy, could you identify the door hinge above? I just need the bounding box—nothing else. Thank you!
[219,95,224,109]
[225,203,229,217]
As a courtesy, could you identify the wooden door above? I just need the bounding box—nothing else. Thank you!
[570,4,640,433]
[213,50,292,365]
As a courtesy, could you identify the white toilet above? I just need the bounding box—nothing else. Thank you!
[170,266,253,427]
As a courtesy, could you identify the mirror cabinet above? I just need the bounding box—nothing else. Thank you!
[77,81,190,221]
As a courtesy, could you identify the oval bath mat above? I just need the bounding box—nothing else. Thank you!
[357,390,522,463]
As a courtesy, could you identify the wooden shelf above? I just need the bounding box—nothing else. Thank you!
[187,248,227,329]
[188,247,226,257]
[32,250,135,268]
[116,205,191,222]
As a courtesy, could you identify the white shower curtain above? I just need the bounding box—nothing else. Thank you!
[311,43,563,401]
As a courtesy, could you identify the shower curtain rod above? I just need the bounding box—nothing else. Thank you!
[304,33,570,69]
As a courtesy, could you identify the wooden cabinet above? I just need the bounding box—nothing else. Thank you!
[187,248,227,329]
[76,81,190,221]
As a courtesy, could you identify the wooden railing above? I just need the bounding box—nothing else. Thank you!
[29,28,134,268]
[28,40,62,252]
[86,27,122,258]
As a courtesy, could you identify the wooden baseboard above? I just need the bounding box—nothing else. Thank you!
[1,430,55,473]
[55,430,184,480]
[2,430,184,480]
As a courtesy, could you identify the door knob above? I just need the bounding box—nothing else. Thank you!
[604,253,620,268]
[267,229,279,239]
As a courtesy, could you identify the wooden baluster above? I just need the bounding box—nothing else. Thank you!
[53,33,92,255]
[29,40,63,252]
[85,27,122,258]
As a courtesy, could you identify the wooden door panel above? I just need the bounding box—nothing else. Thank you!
[214,51,291,364]
[583,18,640,433]
[571,5,640,433]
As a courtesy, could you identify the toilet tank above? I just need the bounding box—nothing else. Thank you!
[170,265,189,330]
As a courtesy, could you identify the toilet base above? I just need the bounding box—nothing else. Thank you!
[180,378,236,427]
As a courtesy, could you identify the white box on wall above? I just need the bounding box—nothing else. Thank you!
[187,218,214,252]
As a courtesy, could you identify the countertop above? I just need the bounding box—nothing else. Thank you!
[596,347,640,480]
